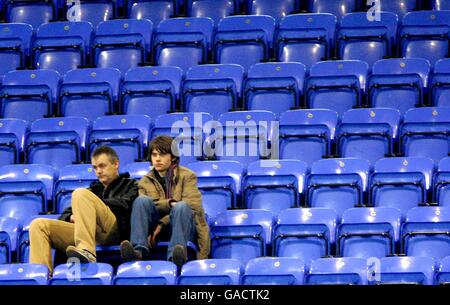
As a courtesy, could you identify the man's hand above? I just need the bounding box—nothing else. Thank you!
[148,224,162,248]
[70,215,75,223]
[169,199,177,208]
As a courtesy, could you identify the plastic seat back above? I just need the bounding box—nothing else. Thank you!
[113,261,177,285]
[306,257,368,285]
[178,258,243,285]
[0,118,28,166]
[242,257,305,285]
[0,23,33,79]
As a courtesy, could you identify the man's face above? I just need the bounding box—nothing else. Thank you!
[151,150,173,175]
[92,153,119,186]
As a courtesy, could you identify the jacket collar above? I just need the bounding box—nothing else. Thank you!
[146,166,178,184]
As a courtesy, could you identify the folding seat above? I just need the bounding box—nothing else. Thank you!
[433,0,450,10]
[242,160,307,215]
[337,207,402,259]
[53,164,97,213]
[337,12,398,67]
[0,23,33,80]
[0,164,56,226]
[121,66,183,119]
[214,15,276,71]
[25,117,90,171]
[182,64,244,119]
[127,0,176,26]
[88,115,153,167]
[242,257,305,285]
[33,21,93,76]
[5,0,57,29]
[400,107,450,164]
[0,69,60,122]
[363,0,419,19]
[275,13,336,69]
[93,19,153,75]
[307,0,357,20]
[0,217,19,264]
[113,261,177,285]
[305,60,369,116]
[306,158,370,217]
[243,62,305,116]
[430,59,450,107]
[337,108,401,165]
[436,256,450,285]
[210,209,273,265]
[371,59,431,115]
[50,263,113,285]
[305,257,368,285]
[0,264,49,285]
[371,157,434,216]
[374,256,436,285]
[247,0,296,19]
[0,118,28,166]
[402,206,450,261]
[273,208,337,267]
[278,109,338,167]
[153,17,214,71]
[187,161,244,223]
[435,157,450,206]
[178,258,243,285]
[186,0,236,24]
[120,161,151,179]
[59,68,121,121]
[65,0,114,29]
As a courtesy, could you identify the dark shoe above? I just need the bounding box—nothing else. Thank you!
[66,245,96,263]
[172,244,187,269]
[120,240,143,262]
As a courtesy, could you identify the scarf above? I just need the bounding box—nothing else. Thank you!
[164,160,179,199]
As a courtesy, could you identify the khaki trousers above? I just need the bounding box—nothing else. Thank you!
[29,188,120,273]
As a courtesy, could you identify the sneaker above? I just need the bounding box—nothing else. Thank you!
[172,244,187,269]
[120,240,143,262]
[66,245,96,263]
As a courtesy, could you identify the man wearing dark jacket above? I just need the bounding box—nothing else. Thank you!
[29,146,138,273]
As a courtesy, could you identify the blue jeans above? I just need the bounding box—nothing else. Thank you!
[130,196,196,260]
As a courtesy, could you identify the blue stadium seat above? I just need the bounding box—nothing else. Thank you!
[337,12,398,67]
[153,17,214,71]
[25,117,90,171]
[0,263,49,285]
[305,60,369,116]
[65,0,114,29]
[248,0,296,19]
[402,206,450,262]
[364,0,419,19]
[279,109,338,166]
[371,157,434,217]
[337,108,401,165]
[5,0,57,29]
[94,19,153,75]
[50,262,113,285]
[121,66,183,118]
[244,62,305,116]
[0,217,18,263]
[242,257,305,285]
[113,261,177,285]
[400,107,450,164]
[375,256,436,285]
[33,21,93,76]
[337,207,402,259]
[306,158,370,217]
[242,160,307,215]
[178,258,243,285]
[306,257,368,285]
[430,58,450,107]
[275,13,336,69]
[186,0,236,24]
[0,23,33,80]
[436,256,450,285]
[88,115,153,167]
[121,161,151,179]
[59,68,121,121]
[435,157,450,207]
[0,118,28,166]
[127,0,175,26]
[214,15,276,71]
[308,0,357,20]
[273,208,337,267]
[210,209,273,265]
[368,58,431,114]
[433,0,450,10]
[1,69,60,122]
[183,64,244,119]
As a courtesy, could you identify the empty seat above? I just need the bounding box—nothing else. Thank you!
[337,108,401,165]
[33,21,93,76]
[433,0,450,10]
[178,258,243,285]
[273,208,337,267]
[0,217,18,263]
[248,0,296,19]
[242,257,305,285]
[153,17,214,71]
[279,109,338,166]
[214,15,276,71]
[121,161,151,179]
[94,19,153,75]
[307,158,370,217]
[113,261,177,285]
[305,60,369,116]
[0,264,49,285]
[0,118,28,166]
[308,0,357,20]
[244,62,305,116]
[0,69,60,122]
[127,0,175,26]
[306,257,368,285]
[363,0,419,19]
[371,157,434,216]
[436,256,450,285]
[6,0,56,29]
[59,68,121,121]
[183,64,244,119]
[430,58,450,107]
[121,66,183,118]
[65,0,114,28]
[375,256,436,285]
[187,0,236,24]
[368,58,431,114]
[400,107,450,164]
[50,263,113,285]
[435,157,450,207]
[275,13,336,69]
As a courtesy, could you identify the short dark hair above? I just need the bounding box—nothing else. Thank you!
[148,136,179,162]
[91,146,119,163]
